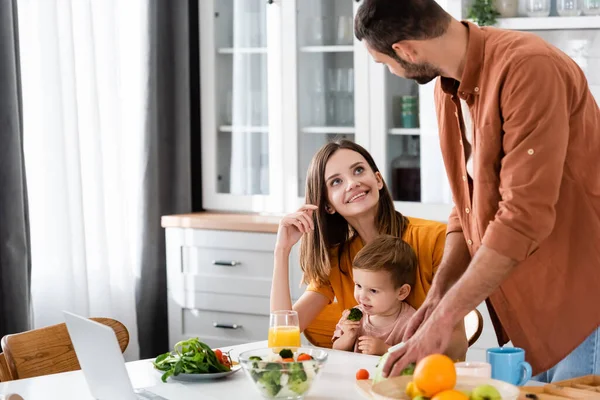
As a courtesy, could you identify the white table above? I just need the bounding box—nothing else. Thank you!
[0,341,381,400]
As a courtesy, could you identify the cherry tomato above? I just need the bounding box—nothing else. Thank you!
[297,353,312,361]
[356,369,370,380]
[282,358,295,362]
[214,349,223,360]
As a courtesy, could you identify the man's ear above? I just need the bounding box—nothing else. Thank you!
[375,171,384,191]
[392,41,418,63]
[397,283,411,301]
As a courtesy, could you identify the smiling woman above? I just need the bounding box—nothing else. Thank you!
[269,139,468,360]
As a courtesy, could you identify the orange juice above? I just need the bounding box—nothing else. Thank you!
[268,326,301,348]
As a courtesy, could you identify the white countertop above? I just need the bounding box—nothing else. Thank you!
[0,341,381,400]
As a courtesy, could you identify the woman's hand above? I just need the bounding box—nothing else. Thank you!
[275,205,318,252]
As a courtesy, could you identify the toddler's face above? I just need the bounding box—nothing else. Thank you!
[353,269,404,316]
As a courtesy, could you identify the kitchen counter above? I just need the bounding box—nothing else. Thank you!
[161,212,282,233]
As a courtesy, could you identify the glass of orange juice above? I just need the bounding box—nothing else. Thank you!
[268,310,301,349]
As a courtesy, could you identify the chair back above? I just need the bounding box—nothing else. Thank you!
[0,317,128,381]
[464,309,484,347]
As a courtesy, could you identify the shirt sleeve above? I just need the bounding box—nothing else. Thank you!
[331,314,345,342]
[306,281,335,304]
[446,205,463,236]
[432,222,447,276]
[482,55,570,261]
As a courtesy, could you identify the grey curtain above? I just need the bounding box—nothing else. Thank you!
[0,0,32,338]
[137,0,193,358]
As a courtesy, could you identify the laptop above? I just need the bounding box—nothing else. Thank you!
[63,311,167,400]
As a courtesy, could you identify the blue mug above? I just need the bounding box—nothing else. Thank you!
[486,347,532,386]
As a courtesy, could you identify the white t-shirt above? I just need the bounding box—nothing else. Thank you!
[460,98,474,178]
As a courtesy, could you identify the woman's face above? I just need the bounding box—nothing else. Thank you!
[323,149,384,218]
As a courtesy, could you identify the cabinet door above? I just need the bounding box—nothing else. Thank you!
[282,0,371,210]
[200,0,284,212]
[369,66,453,221]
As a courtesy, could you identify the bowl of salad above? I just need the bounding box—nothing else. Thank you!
[238,347,328,399]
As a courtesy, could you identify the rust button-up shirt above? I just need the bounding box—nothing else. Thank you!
[435,22,600,374]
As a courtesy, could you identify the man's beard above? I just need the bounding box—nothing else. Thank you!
[393,53,441,85]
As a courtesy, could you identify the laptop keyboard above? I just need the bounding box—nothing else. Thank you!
[134,388,168,400]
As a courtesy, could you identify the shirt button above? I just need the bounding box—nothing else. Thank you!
[467,239,473,245]
[462,175,467,181]
[528,149,535,155]
[474,87,480,93]
[465,207,470,214]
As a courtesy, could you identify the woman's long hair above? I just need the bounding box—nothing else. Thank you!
[299,139,409,287]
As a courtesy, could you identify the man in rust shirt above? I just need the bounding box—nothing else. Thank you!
[355,0,600,382]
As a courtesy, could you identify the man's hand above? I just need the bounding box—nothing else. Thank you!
[402,293,441,342]
[383,312,455,378]
[357,336,389,356]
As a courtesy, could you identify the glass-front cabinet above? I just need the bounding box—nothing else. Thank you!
[199,0,456,220]
[282,0,371,206]
[200,0,284,212]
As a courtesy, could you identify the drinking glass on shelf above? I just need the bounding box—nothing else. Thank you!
[495,0,519,17]
[526,0,551,16]
[310,16,330,46]
[336,16,353,45]
[583,0,600,14]
[557,0,581,16]
[268,310,301,349]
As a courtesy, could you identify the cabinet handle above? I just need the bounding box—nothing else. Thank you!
[212,260,240,266]
[267,0,274,4]
[213,322,242,330]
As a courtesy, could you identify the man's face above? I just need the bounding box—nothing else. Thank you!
[366,44,441,85]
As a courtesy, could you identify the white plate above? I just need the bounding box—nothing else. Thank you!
[156,364,241,382]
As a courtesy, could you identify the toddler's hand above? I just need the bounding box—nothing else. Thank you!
[340,309,361,338]
[357,336,389,356]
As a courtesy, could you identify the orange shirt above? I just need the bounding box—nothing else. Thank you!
[303,217,446,347]
[436,22,600,374]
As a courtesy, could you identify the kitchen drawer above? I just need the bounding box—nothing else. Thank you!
[180,246,275,279]
[170,290,270,316]
[175,229,277,252]
[182,309,269,343]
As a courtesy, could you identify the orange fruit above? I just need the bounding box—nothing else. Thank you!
[431,389,469,400]
[413,354,457,397]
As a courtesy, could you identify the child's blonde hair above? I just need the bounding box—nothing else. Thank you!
[352,235,417,289]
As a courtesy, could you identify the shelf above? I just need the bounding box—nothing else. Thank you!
[389,128,420,135]
[493,16,600,30]
[217,47,267,54]
[299,45,354,53]
[219,126,269,133]
[301,126,355,134]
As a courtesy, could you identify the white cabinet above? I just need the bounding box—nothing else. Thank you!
[200,0,454,221]
[165,225,305,348]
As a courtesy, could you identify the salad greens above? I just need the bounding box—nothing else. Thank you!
[153,338,230,382]
[278,348,293,359]
[245,349,319,398]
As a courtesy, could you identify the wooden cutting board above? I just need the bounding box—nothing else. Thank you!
[518,386,569,399]
[356,379,375,399]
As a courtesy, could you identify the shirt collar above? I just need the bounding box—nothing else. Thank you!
[440,21,485,98]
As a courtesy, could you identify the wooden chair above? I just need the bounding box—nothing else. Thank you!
[464,309,484,347]
[304,305,484,348]
[0,352,11,382]
[0,317,129,381]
